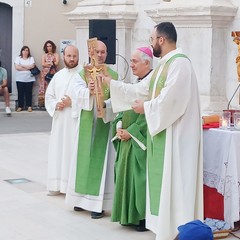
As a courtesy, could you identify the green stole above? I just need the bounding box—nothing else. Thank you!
[148,53,188,215]
[75,67,118,196]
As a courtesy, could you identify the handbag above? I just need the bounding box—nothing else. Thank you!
[45,62,56,83]
[30,66,40,76]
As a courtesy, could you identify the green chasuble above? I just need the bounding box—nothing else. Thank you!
[148,54,188,215]
[111,110,147,225]
[75,67,118,196]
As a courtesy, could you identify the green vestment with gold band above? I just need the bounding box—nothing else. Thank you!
[75,67,118,196]
[148,54,188,216]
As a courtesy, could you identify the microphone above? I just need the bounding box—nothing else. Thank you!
[227,82,240,110]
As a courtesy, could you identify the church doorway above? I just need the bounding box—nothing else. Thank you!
[0,2,12,92]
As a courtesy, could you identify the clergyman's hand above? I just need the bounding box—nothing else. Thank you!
[132,99,145,114]
[120,129,131,141]
[61,95,72,108]
[117,129,131,141]
[88,79,95,95]
[98,74,111,87]
[56,101,65,111]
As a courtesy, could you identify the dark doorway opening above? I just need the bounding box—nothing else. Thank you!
[0,3,13,93]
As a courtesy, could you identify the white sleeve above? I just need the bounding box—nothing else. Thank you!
[102,98,117,123]
[30,57,35,64]
[74,75,94,114]
[45,76,58,117]
[14,56,20,65]
[110,74,151,113]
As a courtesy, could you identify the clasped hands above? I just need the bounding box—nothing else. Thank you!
[116,129,131,141]
[56,95,72,111]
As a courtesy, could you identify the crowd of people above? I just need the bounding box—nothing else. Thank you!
[44,22,210,240]
[0,40,60,114]
[1,21,211,239]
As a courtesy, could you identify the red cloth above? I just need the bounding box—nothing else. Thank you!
[204,185,224,220]
[203,122,219,129]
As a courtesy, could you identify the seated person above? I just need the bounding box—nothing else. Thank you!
[0,61,11,114]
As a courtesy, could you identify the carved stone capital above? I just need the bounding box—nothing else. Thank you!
[145,0,238,28]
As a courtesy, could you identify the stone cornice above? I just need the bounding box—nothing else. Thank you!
[75,0,134,6]
[145,2,238,28]
[65,1,137,28]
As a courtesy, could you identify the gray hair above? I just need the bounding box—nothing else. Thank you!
[139,51,153,68]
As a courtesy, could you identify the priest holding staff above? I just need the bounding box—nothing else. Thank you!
[66,40,119,219]
[102,22,203,240]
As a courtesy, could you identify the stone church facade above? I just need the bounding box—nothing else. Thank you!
[1,0,239,113]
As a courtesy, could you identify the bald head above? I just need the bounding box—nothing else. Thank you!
[96,40,107,64]
[63,45,79,69]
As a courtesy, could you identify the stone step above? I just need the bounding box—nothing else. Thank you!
[0,95,44,112]
[0,95,16,110]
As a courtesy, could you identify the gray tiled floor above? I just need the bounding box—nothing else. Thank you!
[0,111,240,240]
[0,130,154,240]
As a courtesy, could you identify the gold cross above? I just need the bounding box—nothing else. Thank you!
[84,38,107,118]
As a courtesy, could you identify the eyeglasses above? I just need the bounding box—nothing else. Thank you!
[149,36,161,44]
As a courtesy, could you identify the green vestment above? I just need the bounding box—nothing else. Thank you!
[75,67,118,196]
[111,110,147,225]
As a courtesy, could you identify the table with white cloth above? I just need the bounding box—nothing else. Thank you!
[203,128,240,227]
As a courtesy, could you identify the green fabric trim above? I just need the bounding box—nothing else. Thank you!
[149,53,188,97]
[79,69,85,80]
[75,67,118,196]
[147,130,166,215]
[107,67,118,80]
[148,53,188,215]
[127,115,147,147]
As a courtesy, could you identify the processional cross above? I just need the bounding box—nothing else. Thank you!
[232,31,240,105]
[84,38,107,118]
[232,31,240,81]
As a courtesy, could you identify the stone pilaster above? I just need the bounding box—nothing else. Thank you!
[65,0,137,80]
[145,0,238,113]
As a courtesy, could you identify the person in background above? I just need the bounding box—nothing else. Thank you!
[14,46,36,112]
[38,40,60,108]
[103,22,203,239]
[45,45,82,196]
[66,40,119,219]
[111,47,153,231]
[0,61,11,115]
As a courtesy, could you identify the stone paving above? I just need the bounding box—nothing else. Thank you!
[0,109,155,240]
[0,101,240,239]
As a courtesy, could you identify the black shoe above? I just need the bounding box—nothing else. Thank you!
[136,219,149,232]
[74,206,84,212]
[91,211,104,219]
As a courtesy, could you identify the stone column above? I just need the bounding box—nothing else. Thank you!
[65,0,137,81]
[145,0,238,113]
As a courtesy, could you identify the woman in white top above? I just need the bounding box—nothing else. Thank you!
[14,46,36,112]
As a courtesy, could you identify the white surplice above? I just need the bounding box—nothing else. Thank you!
[110,48,203,240]
[65,76,117,213]
[45,66,83,193]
